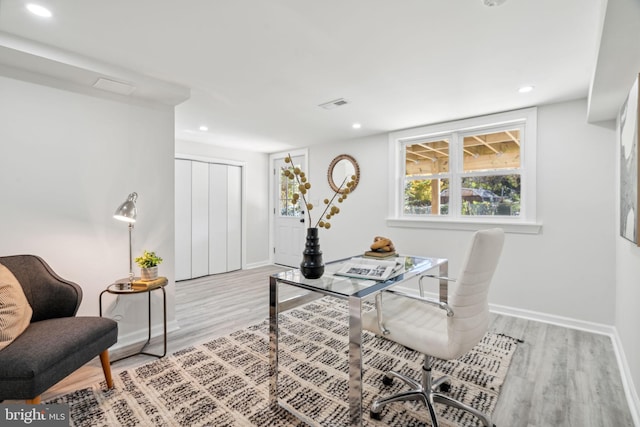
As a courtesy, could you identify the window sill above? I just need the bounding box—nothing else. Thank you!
[386,218,542,234]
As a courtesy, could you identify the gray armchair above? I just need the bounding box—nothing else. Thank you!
[0,255,118,403]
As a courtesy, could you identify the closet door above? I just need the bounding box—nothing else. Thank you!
[227,165,242,271]
[209,164,228,274]
[175,160,192,281]
[191,161,209,278]
[175,159,243,279]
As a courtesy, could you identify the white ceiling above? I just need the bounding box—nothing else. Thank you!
[0,0,635,153]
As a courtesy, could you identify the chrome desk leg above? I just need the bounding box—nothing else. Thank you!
[348,295,363,426]
[439,262,449,304]
[269,276,279,409]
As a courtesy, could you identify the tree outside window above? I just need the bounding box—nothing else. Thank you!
[279,163,303,217]
[402,128,524,218]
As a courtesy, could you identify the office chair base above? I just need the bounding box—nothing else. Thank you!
[369,356,493,427]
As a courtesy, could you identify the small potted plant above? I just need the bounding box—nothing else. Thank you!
[135,250,163,281]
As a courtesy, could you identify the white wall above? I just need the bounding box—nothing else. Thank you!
[175,139,271,268]
[305,99,640,414]
[308,98,617,325]
[615,115,640,417]
[0,75,176,345]
[4,72,633,410]
[174,98,619,328]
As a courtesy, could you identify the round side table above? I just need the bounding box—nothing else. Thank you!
[99,277,167,363]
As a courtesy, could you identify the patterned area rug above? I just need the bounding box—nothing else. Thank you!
[46,297,519,426]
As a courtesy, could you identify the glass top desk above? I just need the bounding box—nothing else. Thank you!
[269,255,448,426]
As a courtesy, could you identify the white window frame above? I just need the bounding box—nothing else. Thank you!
[387,107,541,234]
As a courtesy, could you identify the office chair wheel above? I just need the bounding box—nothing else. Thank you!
[382,375,394,386]
[370,410,383,420]
[438,382,451,392]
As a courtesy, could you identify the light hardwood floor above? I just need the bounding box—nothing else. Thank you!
[37,266,634,426]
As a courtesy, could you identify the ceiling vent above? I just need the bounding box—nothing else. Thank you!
[482,0,507,6]
[93,77,136,96]
[319,98,349,110]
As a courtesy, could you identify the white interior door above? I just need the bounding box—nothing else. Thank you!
[175,159,192,281]
[176,158,244,279]
[209,163,228,274]
[273,154,306,267]
[191,161,209,278]
[227,165,242,271]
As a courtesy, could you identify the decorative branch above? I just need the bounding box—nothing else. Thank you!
[283,153,356,230]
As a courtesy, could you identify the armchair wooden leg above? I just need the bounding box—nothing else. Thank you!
[26,396,41,404]
[99,350,114,389]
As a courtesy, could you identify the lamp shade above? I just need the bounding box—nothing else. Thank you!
[113,192,138,223]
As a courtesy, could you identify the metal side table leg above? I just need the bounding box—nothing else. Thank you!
[140,286,167,358]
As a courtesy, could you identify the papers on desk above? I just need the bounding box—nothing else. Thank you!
[334,257,403,281]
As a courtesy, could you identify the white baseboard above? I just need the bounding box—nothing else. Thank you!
[109,319,180,353]
[490,304,639,425]
[611,330,640,426]
[488,302,616,336]
[245,260,273,269]
[393,285,639,424]
[394,283,616,335]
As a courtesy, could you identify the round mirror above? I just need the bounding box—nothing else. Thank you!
[327,154,360,194]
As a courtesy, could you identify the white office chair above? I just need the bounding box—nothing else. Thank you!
[362,228,504,427]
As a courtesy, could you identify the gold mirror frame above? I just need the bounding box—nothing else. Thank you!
[327,154,360,194]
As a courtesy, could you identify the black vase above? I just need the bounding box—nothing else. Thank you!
[300,227,324,279]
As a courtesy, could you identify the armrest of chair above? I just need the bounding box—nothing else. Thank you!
[374,289,454,335]
[386,289,454,317]
[418,273,456,300]
[419,274,456,281]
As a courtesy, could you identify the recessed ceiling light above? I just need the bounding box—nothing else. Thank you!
[352,123,362,129]
[518,85,534,93]
[26,3,52,18]
[199,125,208,131]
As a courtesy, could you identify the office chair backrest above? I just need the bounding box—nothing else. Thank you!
[447,228,504,357]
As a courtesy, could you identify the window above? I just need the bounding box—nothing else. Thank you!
[404,137,450,215]
[389,108,538,231]
[279,155,304,217]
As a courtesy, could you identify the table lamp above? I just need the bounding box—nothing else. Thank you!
[113,192,138,283]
